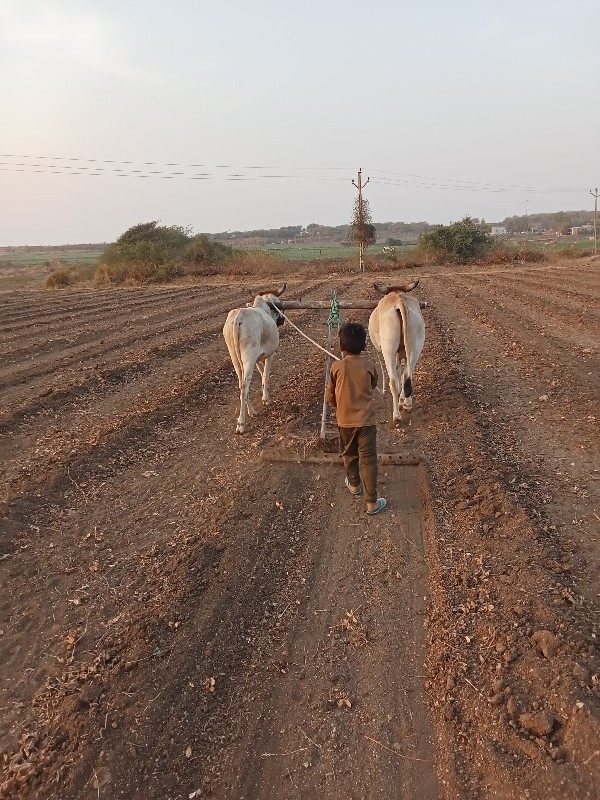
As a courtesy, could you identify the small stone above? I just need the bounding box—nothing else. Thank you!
[517,738,540,760]
[491,678,505,693]
[76,684,102,710]
[489,693,504,706]
[551,746,566,761]
[532,630,561,658]
[507,698,520,719]
[519,710,555,737]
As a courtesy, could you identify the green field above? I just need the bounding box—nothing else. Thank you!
[259,242,417,261]
[537,238,596,252]
[0,249,104,266]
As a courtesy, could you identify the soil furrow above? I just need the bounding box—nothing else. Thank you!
[0,287,199,333]
[0,289,245,385]
[464,273,600,326]
[440,275,599,393]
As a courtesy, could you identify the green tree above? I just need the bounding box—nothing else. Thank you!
[416,216,494,263]
[101,221,190,269]
[186,234,233,270]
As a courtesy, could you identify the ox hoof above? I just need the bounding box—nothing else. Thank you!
[236,424,246,434]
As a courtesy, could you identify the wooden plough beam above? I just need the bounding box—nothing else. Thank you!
[260,448,420,466]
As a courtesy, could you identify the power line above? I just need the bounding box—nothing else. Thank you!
[0,154,590,194]
[0,164,349,182]
[370,175,586,193]
[0,153,353,171]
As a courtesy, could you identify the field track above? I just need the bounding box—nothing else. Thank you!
[0,261,599,800]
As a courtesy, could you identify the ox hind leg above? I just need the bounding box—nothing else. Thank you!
[398,357,413,412]
[257,354,274,405]
[224,335,247,433]
[383,350,402,422]
[236,360,258,434]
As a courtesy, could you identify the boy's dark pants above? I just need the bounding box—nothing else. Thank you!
[338,425,377,503]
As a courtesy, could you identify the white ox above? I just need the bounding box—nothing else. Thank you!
[223,284,286,434]
[368,280,425,422]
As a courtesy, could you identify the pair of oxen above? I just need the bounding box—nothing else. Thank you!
[222,282,425,434]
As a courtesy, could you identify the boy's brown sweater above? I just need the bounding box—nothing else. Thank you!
[326,353,378,427]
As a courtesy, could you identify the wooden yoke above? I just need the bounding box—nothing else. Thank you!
[280,299,428,310]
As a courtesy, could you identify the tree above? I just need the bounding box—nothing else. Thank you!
[101,221,190,268]
[416,216,494,263]
[348,196,376,271]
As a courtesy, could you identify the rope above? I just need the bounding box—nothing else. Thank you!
[277,306,385,395]
[277,307,341,360]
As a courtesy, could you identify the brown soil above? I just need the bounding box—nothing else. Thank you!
[0,261,598,800]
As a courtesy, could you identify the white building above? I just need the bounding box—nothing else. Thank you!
[490,225,508,236]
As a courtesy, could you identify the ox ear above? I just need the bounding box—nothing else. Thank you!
[373,283,390,295]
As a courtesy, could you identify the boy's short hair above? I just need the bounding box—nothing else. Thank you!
[339,322,366,355]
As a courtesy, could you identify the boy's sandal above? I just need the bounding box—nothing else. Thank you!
[367,498,388,516]
[344,477,363,497]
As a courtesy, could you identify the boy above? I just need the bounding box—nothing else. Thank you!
[326,322,388,516]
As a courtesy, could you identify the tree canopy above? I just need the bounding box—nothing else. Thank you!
[416,216,494,263]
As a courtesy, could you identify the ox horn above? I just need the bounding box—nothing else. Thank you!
[374,279,420,295]
[373,283,390,295]
[258,283,286,297]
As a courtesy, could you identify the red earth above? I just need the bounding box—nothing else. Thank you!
[0,259,599,799]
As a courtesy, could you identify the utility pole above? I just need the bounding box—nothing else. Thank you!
[352,168,370,272]
[591,187,598,255]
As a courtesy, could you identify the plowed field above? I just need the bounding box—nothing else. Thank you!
[1,260,599,800]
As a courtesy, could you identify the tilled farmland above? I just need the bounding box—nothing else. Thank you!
[0,261,599,800]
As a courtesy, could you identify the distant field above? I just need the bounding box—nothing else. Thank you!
[537,238,595,252]
[0,249,104,266]
[259,242,417,261]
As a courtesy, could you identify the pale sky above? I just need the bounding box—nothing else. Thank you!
[0,0,598,245]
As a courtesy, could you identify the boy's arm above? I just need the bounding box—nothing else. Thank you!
[326,367,337,408]
[371,364,378,389]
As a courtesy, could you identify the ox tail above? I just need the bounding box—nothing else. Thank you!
[396,301,412,398]
[231,314,245,383]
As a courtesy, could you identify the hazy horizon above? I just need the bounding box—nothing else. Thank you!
[1,0,598,246]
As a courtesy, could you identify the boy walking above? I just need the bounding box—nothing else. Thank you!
[326,322,388,516]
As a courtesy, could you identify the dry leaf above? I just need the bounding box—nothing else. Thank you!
[185,745,192,758]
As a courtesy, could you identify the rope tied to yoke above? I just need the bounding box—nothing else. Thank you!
[276,307,340,361]
[326,295,343,330]
[277,298,385,395]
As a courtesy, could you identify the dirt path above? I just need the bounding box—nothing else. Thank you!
[1,262,598,800]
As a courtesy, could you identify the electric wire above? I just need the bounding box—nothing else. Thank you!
[0,154,589,194]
